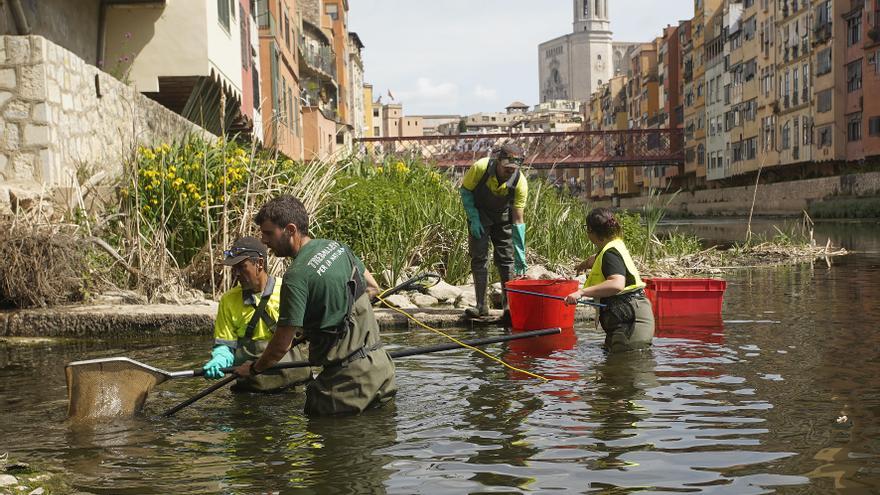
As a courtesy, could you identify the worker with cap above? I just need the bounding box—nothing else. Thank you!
[202,236,312,392]
[459,142,529,322]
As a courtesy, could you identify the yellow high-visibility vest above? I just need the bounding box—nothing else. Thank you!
[585,238,645,294]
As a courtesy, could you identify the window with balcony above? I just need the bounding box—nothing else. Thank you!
[325,3,339,21]
[782,121,791,149]
[817,125,832,147]
[848,113,862,141]
[847,59,863,92]
[802,63,810,103]
[817,89,833,112]
[870,116,880,136]
[817,48,832,75]
[848,14,862,46]
[803,116,812,145]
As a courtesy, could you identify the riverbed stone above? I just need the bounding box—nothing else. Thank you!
[411,293,439,307]
[454,286,477,308]
[426,279,462,303]
[382,294,418,309]
[525,265,562,280]
[0,475,18,487]
[28,487,45,495]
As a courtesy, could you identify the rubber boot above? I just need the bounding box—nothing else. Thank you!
[498,265,513,326]
[465,270,489,318]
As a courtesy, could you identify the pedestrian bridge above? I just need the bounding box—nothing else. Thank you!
[354,129,685,169]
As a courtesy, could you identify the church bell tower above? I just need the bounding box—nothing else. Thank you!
[574,0,611,34]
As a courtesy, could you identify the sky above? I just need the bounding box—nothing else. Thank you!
[348,0,694,116]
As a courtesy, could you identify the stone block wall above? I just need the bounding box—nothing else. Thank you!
[597,171,880,216]
[0,35,211,211]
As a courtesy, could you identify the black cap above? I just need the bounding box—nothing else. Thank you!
[493,142,525,166]
[223,236,267,266]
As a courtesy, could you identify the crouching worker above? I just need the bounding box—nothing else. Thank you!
[235,195,397,415]
[565,208,654,353]
[203,236,312,392]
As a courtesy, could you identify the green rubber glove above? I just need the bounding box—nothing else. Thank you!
[203,345,234,379]
[459,187,484,239]
[513,223,527,276]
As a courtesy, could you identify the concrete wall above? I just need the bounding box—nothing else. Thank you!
[0,0,100,66]
[595,171,880,216]
[0,35,210,209]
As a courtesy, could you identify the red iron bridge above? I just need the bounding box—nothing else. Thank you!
[354,129,685,169]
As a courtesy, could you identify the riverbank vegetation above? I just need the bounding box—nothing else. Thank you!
[0,135,846,309]
[807,195,880,219]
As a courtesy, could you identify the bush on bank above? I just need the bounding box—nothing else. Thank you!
[1,135,705,308]
[807,196,880,219]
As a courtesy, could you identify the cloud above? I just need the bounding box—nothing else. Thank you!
[394,77,459,112]
[473,84,498,102]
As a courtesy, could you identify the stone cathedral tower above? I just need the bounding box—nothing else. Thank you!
[539,0,635,103]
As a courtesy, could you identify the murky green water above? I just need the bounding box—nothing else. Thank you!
[1,220,879,494]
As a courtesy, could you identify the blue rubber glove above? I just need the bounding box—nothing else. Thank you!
[513,223,527,276]
[203,345,234,379]
[459,187,484,239]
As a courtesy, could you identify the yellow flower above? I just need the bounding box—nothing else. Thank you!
[207,183,214,190]
[151,198,159,205]
[142,204,151,213]
[151,179,160,187]
[199,200,207,208]
[376,166,384,173]
[172,178,185,188]
[168,165,176,173]
[192,191,202,201]
[186,183,198,193]
[166,172,175,180]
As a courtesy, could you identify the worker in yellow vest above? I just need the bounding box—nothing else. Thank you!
[203,236,312,391]
[565,207,654,352]
[460,142,529,322]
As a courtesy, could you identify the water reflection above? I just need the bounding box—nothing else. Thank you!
[3,220,880,493]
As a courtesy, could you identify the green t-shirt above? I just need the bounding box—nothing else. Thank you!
[277,239,367,334]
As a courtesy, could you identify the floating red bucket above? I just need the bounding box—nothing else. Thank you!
[506,279,579,332]
[644,278,727,318]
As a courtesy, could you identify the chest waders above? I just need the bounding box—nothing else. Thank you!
[304,250,397,416]
[585,240,655,353]
[469,162,520,312]
[234,276,311,392]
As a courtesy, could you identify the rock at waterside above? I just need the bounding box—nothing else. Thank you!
[383,294,418,309]
[425,279,462,303]
[454,287,477,308]
[411,293,439,307]
[0,474,18,487]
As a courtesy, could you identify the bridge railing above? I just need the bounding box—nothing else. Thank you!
[353,129,685,169]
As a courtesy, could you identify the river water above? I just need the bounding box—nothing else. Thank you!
[1,220,878,494]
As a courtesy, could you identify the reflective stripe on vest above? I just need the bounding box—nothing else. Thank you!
[584,238,645,294]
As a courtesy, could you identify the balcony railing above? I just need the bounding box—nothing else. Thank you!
[299,37,336,79]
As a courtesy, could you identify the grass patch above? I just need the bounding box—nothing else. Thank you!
[807,196,880,219]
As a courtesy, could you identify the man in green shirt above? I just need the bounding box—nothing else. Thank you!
[203,236,312,392]
[460,142,529,321]
[235,195,397,415]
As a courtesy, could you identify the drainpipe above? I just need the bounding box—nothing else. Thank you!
[9,0,32,35]
[97,0,108,67]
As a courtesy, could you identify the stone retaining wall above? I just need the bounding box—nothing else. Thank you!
[0,35,210,212]
[0,305,595,338]
[594,171,880,215]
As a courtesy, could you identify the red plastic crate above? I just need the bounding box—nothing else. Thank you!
[643,278,727,318]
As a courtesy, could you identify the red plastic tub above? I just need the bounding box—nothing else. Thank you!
[643,278,727,318]
[505,279,579,332]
